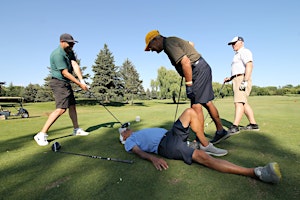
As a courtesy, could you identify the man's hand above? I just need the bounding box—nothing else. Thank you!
[151,157,169,171]
[186,85,195,99]
[239,81,248,91]
[80,80,90,91]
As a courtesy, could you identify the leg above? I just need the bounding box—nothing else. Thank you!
[244,103,257,124]
[202,101,223,131]
[179,108,208,146]
[192,149,255,177]
[69,104,79,129]
[232,102,245,126]
[41,108,67,133]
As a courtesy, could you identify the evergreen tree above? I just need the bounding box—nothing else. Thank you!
[91,44,124,102]
[23,84,41,102]
[119,59,144,104]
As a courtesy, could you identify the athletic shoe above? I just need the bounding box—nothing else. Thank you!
[200,143,228,157]
[228,125,240,135]
[73,128,89,136]
[34,132,49,146]
[187,141,200,149]
[245,123,260,131]
[210,129,230,144]
[254,162,282,184]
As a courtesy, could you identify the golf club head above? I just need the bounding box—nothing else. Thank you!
[52,142,61,152]
[121,122,130,128]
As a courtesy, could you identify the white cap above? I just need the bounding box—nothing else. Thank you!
[228,36,244,45]
[118,127,126,144]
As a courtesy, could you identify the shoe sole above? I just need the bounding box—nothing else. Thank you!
[205,151,228,157]
[228,130,240,136]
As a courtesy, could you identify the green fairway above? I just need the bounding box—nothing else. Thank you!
[0,96,299,200]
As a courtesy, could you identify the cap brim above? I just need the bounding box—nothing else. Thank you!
[145,45,150,51]
[228,42,235,45]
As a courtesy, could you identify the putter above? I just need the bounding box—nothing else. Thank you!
[52,142,133,164]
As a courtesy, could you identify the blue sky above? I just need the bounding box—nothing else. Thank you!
[1,0,299,90]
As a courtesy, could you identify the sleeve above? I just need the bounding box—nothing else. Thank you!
[52,54,68,70]
[240,49,253,65]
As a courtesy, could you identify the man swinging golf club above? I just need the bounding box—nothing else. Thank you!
[119,108,282,184]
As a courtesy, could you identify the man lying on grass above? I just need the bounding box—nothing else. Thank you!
[119,108,282,184]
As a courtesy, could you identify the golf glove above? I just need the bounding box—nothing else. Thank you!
[80,80,90,89]
[239,81,248,91]
[186,85,195,99]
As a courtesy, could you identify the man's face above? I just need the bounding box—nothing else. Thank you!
[121,129,133,141]
[231,40,243,51]
[62,41,75,52]
[148,37,163,53]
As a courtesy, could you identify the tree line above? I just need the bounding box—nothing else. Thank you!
[1,44,300,103]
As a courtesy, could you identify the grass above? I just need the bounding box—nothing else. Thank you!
[0,96,299,200]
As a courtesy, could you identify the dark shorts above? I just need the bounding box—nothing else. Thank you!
[158,120,195,165]
[191,57,215,104]
[50,78,76,109]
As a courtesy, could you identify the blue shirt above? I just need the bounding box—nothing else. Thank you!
[124,128,168,154]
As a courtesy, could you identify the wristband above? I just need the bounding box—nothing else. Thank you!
[185,81,193,85]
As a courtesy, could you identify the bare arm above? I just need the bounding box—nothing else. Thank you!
[243,61,253,81]
[180,55,193,84]
[71,60,84,81]
[61,69,88,91]
[132,146,169,171]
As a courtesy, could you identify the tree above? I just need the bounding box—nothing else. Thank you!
[91,44,124,102]
[119,59,144,105]
[23,84,41,102]
[156,67,182,101]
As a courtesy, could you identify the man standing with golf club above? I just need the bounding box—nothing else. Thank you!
[34,33,89,146]
[225,36,259,135]
[144,30,229,144]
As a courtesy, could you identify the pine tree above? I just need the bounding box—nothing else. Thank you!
[119,59,144,104]
[91,44,124,102]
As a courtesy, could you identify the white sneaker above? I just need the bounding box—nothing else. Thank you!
[200,143,228,156]
[73,128,89,136]
[34,132,49,146]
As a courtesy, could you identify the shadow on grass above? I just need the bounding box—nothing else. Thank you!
[86,122,120,132]
[76,99,147,107]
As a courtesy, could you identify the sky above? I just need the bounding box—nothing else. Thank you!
[1,0,299,90]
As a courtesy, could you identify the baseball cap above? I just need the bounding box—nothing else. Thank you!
[119,127,126,144]
[228,36,244,45]
[60,33,78,43]
[144,30,160,51]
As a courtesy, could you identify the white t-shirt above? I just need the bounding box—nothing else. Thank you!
[231,47,253,76]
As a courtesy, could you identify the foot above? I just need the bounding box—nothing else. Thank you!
[210,129,230,144]
[244,123,260,131]
[228,125,240,135]
[254,162,282,184]
[34,132,49,146]
[73,128,89,136]
[200,143,228,156]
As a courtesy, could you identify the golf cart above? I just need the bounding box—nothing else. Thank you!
[0,97,29,119]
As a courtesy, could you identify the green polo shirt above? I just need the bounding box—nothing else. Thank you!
[163,37,201,77]
[50,46,76,82]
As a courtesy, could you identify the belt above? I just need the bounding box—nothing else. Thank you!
[231,74,244,79]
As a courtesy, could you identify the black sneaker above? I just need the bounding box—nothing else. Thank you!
[228,125,240,135]
[245,124,260,131]
[210,129,230,144]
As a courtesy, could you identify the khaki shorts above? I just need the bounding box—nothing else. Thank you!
[232,76,252,103]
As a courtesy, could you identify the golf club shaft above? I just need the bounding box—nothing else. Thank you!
[56,150,133,164]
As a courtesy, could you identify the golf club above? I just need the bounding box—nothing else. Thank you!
[52,142,133,164]
[174,77,183,122]
[75,88,129,127]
